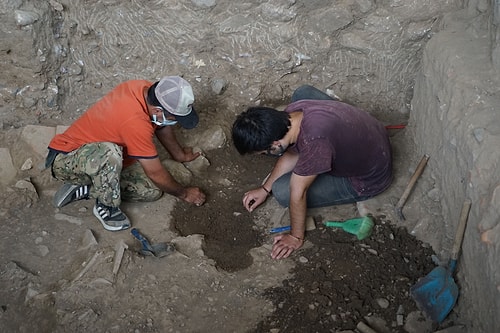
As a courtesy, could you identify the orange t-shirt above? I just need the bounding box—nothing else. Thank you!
[49,80,158,168]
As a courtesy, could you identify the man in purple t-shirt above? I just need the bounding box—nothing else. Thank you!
[232,85,392,259]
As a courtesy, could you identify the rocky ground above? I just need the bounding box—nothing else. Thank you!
[0,122,458,333]
[0,0,471,332]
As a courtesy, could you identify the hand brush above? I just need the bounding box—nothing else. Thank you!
[324,216,374,240]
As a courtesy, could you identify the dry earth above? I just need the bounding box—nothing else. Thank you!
[0,123,450,333]
[0,0,468,332]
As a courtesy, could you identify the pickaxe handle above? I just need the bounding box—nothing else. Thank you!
[395,154,430,220]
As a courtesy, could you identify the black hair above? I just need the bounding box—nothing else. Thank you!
[231,106,291,155]
[146,82,161,107]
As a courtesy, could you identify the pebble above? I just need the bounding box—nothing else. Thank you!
[376,298,390,309]
[38,245,49,257]
[404,310,433,333]
[14,10,39,26]
[54,213,83,225]
[397,314,404,326]
[396,305,405,326]
[49,0,64,12]
[21,158,33,170]
[473,127,485,143]
[210,78,227,95]
[298,256,308,263]
[427,188,441,202]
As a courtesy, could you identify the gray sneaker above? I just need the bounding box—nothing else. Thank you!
[54,184,90,207]
[93,199,130,231]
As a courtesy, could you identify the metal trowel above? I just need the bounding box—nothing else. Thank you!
[131,228,175,258]
[269,216,317,234]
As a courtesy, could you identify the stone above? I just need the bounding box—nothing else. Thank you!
[15,178,39,204]
[0,148,17,185]
[404,311,433,333]
[210,78,226,95]
[21,158,33,170]
[20,125,56,157]
[54,213,83,226]
[78,229,98,251]
[376,298,390,309]
[190,0,216,8]
[38,245,49,257]
[183,149,211,176]
[161,159,193,186]
[196,125,227,151]
[14,10,39,26]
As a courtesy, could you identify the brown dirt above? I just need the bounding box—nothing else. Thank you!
[253,218,435,332]
[0,125,441,333]
[171,142,436,332]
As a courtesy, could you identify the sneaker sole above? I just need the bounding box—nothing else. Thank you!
[93,205,130,232]
[53,184,78,208]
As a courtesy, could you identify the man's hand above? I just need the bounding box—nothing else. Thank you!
[180,186,206,206]
[242,187,269,212]
[177,147,201,163]
[271,234,304,259]
[155,126,201,162]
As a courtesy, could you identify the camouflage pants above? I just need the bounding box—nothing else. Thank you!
[51,142,162,206]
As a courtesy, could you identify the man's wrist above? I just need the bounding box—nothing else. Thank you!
[261,185,272,196]
[288,234,304,242]
[173,187,187,200]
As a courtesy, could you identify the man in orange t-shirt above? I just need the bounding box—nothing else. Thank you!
[46,76,206,231]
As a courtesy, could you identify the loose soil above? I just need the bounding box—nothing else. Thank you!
[0,128,440,333]
[171,141,437,333]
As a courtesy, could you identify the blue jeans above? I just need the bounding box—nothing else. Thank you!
[291,84,339,102]
[272,85,369,208]
[272,172,371,208]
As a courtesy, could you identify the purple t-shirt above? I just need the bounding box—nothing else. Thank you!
[284,99,392,196]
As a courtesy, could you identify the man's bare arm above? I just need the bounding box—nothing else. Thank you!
[271,173,316,259]
[261,150,299,190]
[155,126,200,162]
[243,151,299,212]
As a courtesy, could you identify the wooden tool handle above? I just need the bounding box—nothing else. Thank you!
[395,154,430,209]
[450,199,472,260]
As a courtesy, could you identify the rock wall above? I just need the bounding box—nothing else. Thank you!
[410,1,500,331]
[0,0,57,125]
[1,0,463,129]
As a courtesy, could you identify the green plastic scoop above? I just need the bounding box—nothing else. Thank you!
[324,216,374,240]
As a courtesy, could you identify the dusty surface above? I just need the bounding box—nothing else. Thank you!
[0,0,478,332]
[0,125,447,333]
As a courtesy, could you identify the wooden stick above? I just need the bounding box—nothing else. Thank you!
[112,239,128,280]
[450,199,472,261]
[395,154,429,220]
[72,250,101,283]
